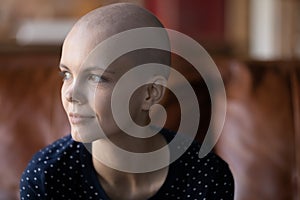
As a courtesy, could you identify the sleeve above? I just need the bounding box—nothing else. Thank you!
[20,163,46,200]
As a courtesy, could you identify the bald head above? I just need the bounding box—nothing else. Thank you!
[64,3,168,53]
[75,3,165,39]
[61,3,171,75]
[61,3,170,79]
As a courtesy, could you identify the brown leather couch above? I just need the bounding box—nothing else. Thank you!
[215,60,300,200]
[0,49,299,200]
[163,57,300,200]
[0,49,69,200]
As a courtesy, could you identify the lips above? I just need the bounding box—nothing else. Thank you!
[68,113,95,125]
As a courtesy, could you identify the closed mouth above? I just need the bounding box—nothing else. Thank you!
[69,113,95,124]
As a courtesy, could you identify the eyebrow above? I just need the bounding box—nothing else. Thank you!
[59,64,70,70]
[59,63,115,74]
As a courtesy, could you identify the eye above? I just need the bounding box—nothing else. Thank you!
[59,71,72,81]
[88,74,106,84]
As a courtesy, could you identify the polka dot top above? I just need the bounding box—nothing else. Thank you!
[20,129,234,200]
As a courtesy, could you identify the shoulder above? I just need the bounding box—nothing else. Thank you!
[21,134,90,177]
[182,141,232,175]
[161,128,233,179]
[174,140,234,182]
[20,135,89,199]
[160,128,232,176]
[26,135,81,169]
[161,129,234,199]
[176,142,234,198]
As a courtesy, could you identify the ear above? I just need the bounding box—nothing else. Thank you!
[141,76,167,111]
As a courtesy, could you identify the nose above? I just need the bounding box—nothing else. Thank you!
[66,93,80,104]
[63,81,86,105]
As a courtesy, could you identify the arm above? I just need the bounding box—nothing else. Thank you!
[20,166,45,200]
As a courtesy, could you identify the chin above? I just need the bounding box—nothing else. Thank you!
[70,127,102,143]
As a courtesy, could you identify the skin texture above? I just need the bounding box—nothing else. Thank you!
[59,3,170,200]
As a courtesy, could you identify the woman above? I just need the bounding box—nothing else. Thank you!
[20,3,234,200]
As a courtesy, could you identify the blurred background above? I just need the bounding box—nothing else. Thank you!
[0,0,299,200]
[0,0,299,59]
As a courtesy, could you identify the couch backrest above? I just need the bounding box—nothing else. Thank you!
[0,51,69,199]
[1,50,299,200]
[215,60,300,200]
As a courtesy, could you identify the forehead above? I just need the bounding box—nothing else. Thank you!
[60,20,142,73]
[61,26,102,69]
[61,36,138,77]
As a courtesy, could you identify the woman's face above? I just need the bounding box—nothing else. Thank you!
[59,29,147,143]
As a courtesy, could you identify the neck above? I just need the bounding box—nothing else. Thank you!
[91,129,169,200]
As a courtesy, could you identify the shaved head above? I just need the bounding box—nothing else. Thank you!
[61,3,170,78]
[75,3,165,38]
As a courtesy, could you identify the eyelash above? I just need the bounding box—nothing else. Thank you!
[59,71,108,84]
[59,71,72,81]
[87,74,107,83]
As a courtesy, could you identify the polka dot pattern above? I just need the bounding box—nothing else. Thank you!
[20,130,234,199]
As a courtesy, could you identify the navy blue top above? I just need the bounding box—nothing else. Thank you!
[20,129,234,200]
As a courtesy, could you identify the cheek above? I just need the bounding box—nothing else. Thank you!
[94,91,114,121]
[95,99,111,116]
[94,91,123,135]
[61,84,68,112]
